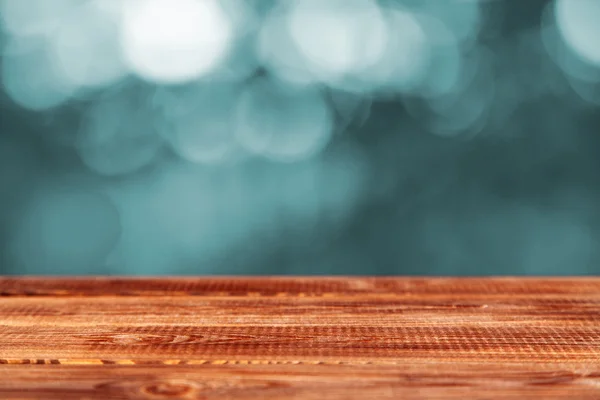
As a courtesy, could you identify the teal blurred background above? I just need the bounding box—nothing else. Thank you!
[1,0,600,275]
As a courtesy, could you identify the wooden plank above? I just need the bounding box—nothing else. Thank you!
[0,277,599,399]
[1,363,599,399]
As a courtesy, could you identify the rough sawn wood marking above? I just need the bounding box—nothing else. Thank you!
[0,277,599,399]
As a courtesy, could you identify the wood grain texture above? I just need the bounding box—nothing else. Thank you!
[0,277,599,399]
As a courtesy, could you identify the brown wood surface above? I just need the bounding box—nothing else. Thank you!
[0,277,599,399]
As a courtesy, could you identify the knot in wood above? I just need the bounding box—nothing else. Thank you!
[141,380,194,397]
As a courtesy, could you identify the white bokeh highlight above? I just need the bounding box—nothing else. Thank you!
[120,0,234,84]
[555,0,600,67]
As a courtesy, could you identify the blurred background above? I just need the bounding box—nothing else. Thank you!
[0,0,599,276]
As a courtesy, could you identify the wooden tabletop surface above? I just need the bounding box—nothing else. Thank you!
[0,277,599,399]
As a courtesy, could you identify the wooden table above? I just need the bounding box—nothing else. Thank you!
[0,277,599,399]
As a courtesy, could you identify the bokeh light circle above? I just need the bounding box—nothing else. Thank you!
[235,78,334,162]
[156,83,242,165]
[2,36,77,110]
[48,2,128,89]
[555,0,600,67]
[286,0,388,86]
[120,0,234,84]
[77,88,165,176]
